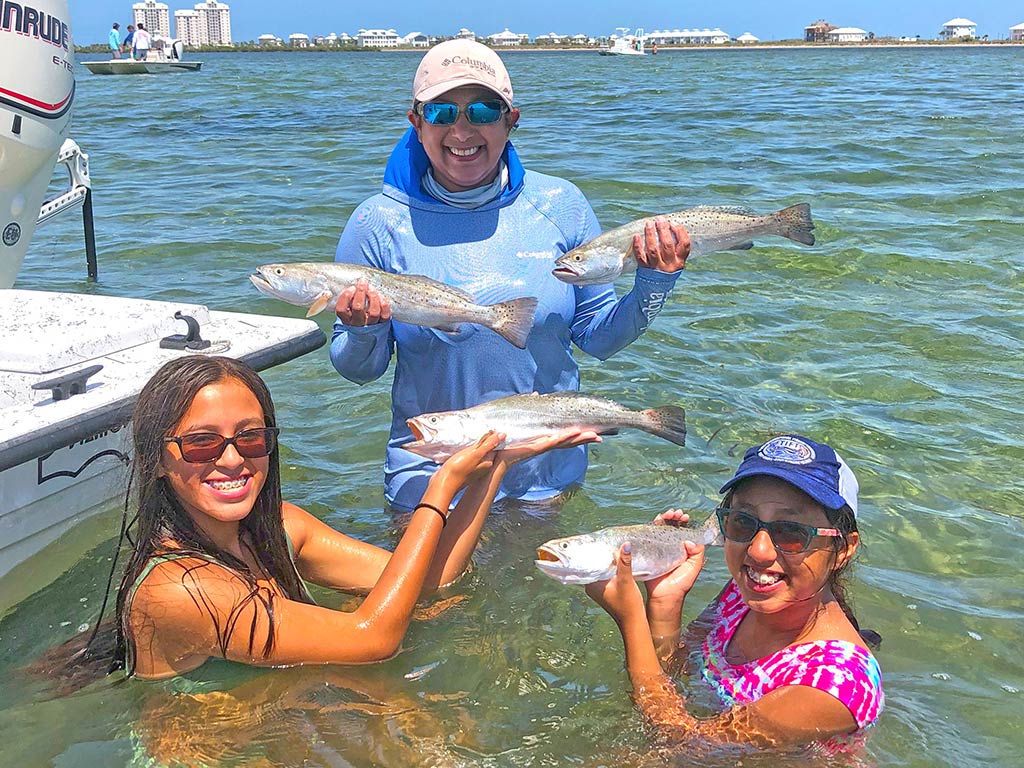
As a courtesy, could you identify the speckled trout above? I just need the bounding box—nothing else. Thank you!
[402,391,686,463]
[552,203,815,285]
[535,515,724,585]
[250,262,538,349]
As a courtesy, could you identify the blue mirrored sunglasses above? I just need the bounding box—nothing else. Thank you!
[417,100,506,125]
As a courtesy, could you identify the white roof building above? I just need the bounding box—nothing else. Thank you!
[288,32,309,47]
[736,32,759,43]
[828,27,867,43]
[534,32,564,44]
[1011,23,1024,41]
[132,0,171,38]
[357,28,400,47]
[941,18,977,39]
[257,33,281,46]
[646,28,730,45]
[456,28,475,40]
[570,33,590,45]
[488,28,526,46]
[402,32,430,47]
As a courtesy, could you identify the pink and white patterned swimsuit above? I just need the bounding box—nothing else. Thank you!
[699,580,884,754]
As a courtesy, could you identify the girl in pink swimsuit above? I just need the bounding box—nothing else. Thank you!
[586,435,883,753]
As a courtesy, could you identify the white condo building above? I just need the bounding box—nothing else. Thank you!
[174,10,202,44]
[357,29,400,47]
[132,0,170,38]
[176,2,231,46]
[940,18,976,39]
[1010,23,1024,41]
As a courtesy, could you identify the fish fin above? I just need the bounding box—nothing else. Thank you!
[596,428,621,436]
[435,323,462,334]
[727,241,755,251]
[488,296,539,349]
[306,291,333,317]
[773,203,816,246]
[632,570,654,580]
[641,405,687,446]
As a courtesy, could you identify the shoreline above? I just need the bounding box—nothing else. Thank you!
[75,40,1024,54]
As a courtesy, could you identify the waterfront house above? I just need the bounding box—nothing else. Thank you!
[647,28,730,45]
[456,28,476,40]
[488,28,527,46]
[288,32,309,48]
[570,33,591,45]
[828,27,867,43]
[940,18,976,39]
[257,33,281,46]
[534,33,565,45]
[402,32,430,47]
[804,20,836,42]
[357,29,400,47]
[1011,23,1024,41]
[735,32,759,43]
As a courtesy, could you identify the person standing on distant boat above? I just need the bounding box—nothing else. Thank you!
[108,22,121,59]
[133,23,152,61]
[330,39,691,512]
[122,24,135,58]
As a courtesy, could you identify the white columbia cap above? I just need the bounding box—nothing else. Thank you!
[412,40,514,109]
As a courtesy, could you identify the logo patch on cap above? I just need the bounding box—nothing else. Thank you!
[758,436,815,465]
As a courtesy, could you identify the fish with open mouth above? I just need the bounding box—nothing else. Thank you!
[402,391,686,463]
[552,203,815,285]
[250,262,538,349]
[535,514,724,585]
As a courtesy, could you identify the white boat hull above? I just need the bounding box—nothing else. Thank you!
[83,60,202,75]
[0,290,325,582]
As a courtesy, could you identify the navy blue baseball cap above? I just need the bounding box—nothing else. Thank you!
[719,435,859,516]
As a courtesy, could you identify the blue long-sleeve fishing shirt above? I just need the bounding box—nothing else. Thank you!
[331,127,681,510]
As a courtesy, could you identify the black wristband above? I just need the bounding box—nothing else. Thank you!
[414,502,448,528]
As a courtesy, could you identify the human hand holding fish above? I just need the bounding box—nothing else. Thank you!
[492,427,603,467]
[534,512,721,586]
[334,278,391,327]
[632,218,691,274]
[552,202,815,285]
[249,262,538,349]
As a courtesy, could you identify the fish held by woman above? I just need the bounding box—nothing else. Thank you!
[250,262,539,349]
[552,203,815,285]
[402,391,686,463]
[535,516,724,585]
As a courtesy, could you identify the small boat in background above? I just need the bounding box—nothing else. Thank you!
[83,38,202,74]
[600,27,647,56]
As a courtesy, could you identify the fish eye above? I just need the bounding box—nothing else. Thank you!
[429,416,438,424]
[573,254,582,261]
[274,268,284,275]
[559,542,568,549]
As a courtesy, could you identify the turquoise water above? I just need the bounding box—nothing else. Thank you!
[2,48,1023,766]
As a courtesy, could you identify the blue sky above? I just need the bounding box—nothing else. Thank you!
[70,1,1024,45]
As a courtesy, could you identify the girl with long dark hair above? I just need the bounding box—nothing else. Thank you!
[81,355,594,680]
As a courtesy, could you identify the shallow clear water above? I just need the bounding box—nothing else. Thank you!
[2,48,1023,766]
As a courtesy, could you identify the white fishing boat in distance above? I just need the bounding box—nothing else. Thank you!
[599,27,647,56]
[83,38,202,74]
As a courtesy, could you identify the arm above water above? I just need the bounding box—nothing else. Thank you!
[330,201,397,384]
[586,544,862,750]
[127,435,504,677]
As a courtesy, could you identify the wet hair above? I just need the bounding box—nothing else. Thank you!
[35,357,313,689]
[722,480,880,649]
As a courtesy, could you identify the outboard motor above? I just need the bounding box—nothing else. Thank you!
[0,0,75,288]
[171,39,184,61]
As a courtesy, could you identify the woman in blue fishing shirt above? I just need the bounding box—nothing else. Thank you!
[331,39,691,512]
